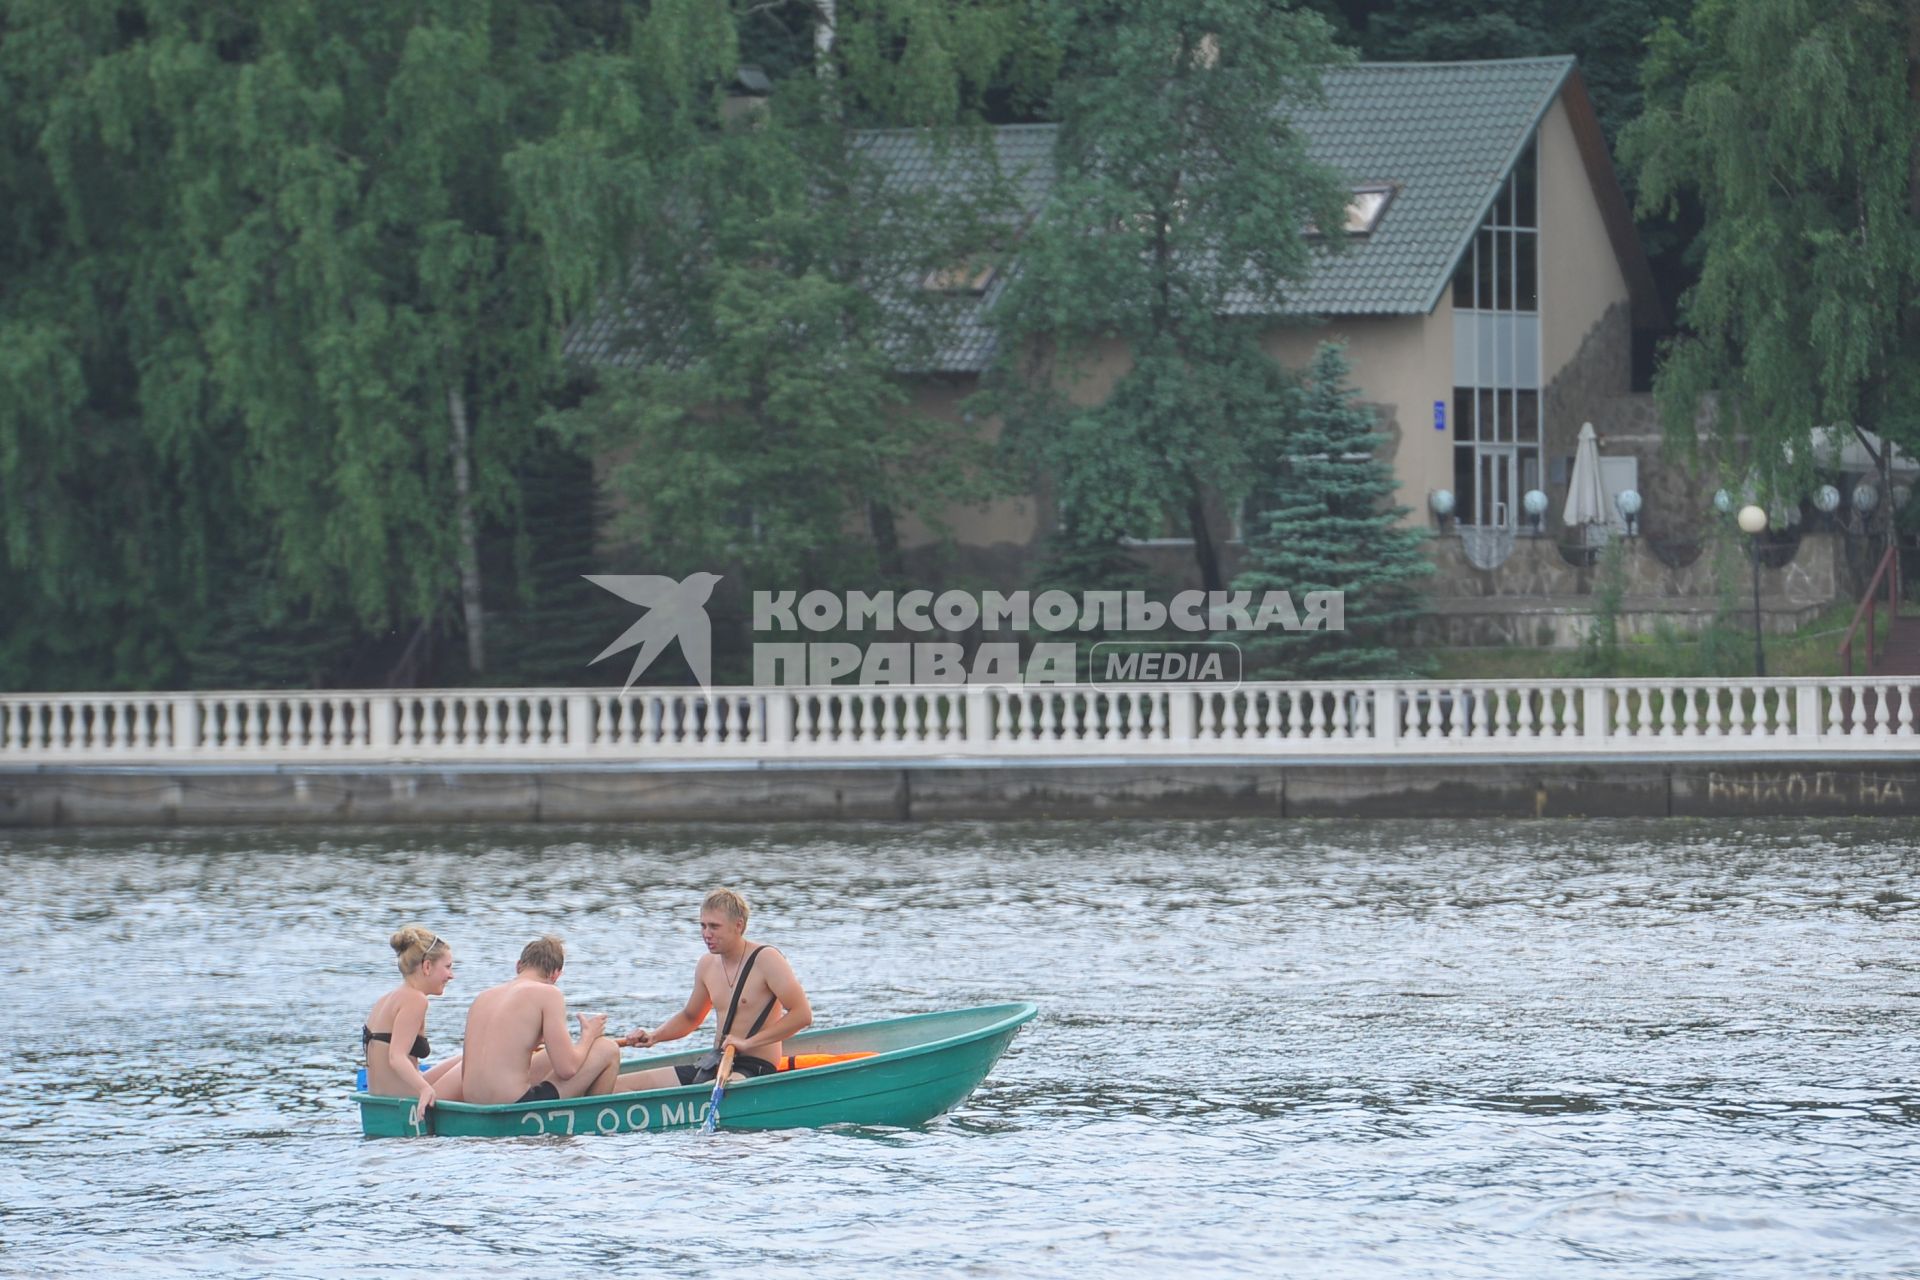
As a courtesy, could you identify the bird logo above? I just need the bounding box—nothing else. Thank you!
[585,572,723,691]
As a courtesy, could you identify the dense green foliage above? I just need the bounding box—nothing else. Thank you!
[542,88,1014,590]
[987,0,1354,598]
[0,0,1041,688]
[1320,0,1685,143]
[1620,0,1920,502]
[0,0,659,687]
[1234,344,1432,677]
[529,1,1045,681]
[0,0,1847,691]
[0,0,247,687]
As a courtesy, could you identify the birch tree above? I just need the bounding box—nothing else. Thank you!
[0,0,661,683]
[1620,0,1920,502]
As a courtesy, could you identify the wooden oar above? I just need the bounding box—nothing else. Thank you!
[701,1045,737,1134]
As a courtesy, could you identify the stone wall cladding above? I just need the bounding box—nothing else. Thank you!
[1536,303,1732,550]
[1410,530,1846,648]
[1543,299,1632,525]
[1424,529,1841,604]
[1590,392,1726,548]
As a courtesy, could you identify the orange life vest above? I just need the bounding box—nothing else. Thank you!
[777,1052,877,1071]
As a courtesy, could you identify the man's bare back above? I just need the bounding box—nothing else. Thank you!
[461,936,621,1105]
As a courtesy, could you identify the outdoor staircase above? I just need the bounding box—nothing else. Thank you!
[1870,614,1920,676]
[1841,544,1920,680]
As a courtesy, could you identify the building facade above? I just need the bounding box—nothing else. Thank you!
[861,57,1667,589]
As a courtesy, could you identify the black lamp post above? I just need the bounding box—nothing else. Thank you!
[1738,504,1769,676]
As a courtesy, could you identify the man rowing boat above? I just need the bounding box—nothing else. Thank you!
[460,935,622,1105]
[616,888,812,1089]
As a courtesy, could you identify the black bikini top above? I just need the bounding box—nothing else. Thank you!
[363,1025,430,1060]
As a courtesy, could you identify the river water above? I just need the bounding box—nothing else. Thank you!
[3,818,1918,1277]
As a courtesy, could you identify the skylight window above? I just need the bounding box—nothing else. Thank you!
[1344,185,1394,235]
[1304,185,1397,238]
[921,262,997,295]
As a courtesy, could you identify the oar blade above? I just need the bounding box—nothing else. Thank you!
[701,1045,737,1134]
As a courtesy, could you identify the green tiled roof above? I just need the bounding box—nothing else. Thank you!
[571,57,1579,374]
[1272,55,1574,317]
[850,124,1060,374]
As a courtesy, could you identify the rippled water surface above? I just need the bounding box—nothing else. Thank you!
[5,818,1920,1277]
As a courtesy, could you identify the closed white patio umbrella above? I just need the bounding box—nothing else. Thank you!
[1563,421,1607,540]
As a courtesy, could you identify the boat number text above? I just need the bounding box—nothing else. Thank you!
[518,1099,710,1135]
[520,1103,651,1136]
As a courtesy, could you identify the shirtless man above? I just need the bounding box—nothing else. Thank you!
[460,935,622,1105]
[616,888,812,1090]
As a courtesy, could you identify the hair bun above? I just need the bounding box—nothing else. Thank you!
[390,925,425,956]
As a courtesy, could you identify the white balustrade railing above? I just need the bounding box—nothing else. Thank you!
[3,679,1919,764]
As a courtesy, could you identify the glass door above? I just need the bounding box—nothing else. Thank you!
[1476,446,1516,528]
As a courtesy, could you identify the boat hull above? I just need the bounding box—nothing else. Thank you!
[355,1001,1036,1138]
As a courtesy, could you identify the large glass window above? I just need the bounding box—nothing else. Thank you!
[1450,137,1540,528]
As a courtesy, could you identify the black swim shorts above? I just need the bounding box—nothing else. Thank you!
[515,1080,560,1104]
[674,1054,777,1086]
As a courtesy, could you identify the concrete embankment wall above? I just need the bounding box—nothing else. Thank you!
[5,757,1920,825]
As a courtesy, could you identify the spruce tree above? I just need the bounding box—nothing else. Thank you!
[1234,343,1431,678]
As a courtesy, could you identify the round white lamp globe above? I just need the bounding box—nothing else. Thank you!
[1430,489,1455,516]
[1814,484,1841,513]
[1523,489,1548,516]
[1713,489,1733,514]
[1737,504,1769,536]
[1853,483,1879,513]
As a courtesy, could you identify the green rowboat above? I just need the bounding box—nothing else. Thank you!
[355,1001,1037,1138]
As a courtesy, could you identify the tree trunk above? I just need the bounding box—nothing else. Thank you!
[447,385,486,676]
[868,499,905,578]
[815,0,837,84]
[1185,483,1222,596]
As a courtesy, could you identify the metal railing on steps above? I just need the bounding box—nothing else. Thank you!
[1840,545,1902,676]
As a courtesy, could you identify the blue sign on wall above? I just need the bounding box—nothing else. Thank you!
[1434,399,1447,431]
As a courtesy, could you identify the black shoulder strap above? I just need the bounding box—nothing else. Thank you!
[744,997,783,1043]
[718,945,771,1043]
[740,948,783,1040]
[743,987,780,1041]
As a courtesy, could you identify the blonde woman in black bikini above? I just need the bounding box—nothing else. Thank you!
[363,926,464,1120]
